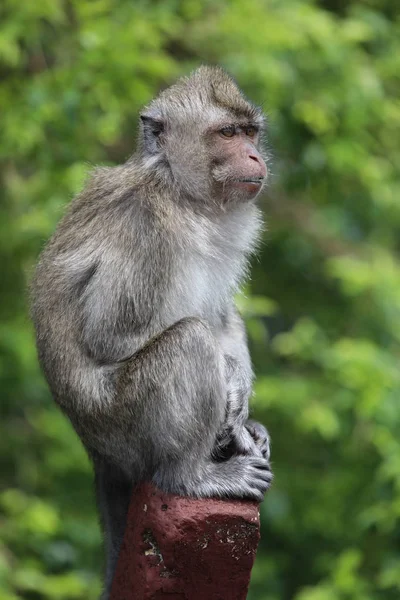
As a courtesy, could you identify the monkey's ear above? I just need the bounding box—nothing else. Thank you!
[140,114,164,155]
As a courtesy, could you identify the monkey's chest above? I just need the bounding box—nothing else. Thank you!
[163,255,235,325]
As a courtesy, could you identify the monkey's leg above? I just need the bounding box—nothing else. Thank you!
[116,317,271,500]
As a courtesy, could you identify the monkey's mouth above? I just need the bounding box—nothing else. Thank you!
[237,178,263,184]
[233,178,264,194]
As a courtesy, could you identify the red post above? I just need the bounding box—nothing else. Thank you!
[111,482,260,600]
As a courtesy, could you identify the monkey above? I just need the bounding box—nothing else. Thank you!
[30,66,272,596]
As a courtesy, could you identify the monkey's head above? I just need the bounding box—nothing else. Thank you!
[139,66,268,206]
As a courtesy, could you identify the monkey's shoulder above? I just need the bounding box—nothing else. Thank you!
[41,179,163,263]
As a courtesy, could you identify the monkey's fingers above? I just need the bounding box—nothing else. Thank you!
[245,420,270,460]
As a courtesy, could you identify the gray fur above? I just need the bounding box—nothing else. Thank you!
[31,66,272,597]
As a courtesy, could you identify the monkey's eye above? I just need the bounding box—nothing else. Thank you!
[245,125,258,138]
[220,125,236,138]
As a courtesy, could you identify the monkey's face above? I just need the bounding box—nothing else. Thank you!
[208,122,267,204]
[139,66,269,207]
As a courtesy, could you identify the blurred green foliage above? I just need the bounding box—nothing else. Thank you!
[1,0,400,598]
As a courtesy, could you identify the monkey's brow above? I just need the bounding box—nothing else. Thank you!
[214,121,261,131]
[239,121,260,129]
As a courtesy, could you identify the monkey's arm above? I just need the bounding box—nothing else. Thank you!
[219,304,253,374]
[218,303,253,417]
[78,254,153,364]
[217,304,270,460]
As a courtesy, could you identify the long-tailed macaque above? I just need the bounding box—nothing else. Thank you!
[31,66,272,596]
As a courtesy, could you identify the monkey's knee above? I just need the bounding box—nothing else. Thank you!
[143,318,225,457]
[173,316,220,354]
[162,318,225,400]
[167,316,213,343]
[156,317,223,376]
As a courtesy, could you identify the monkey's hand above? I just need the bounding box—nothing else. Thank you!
[225,419,270,462]
[215,356,271,463]
[245,420,270,460]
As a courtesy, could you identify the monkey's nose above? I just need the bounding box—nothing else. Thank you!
[247,149,267,178]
